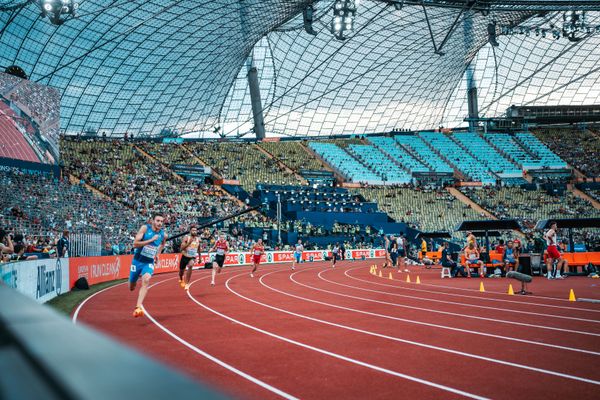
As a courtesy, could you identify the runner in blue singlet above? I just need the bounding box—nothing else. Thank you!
[130,213,166,318]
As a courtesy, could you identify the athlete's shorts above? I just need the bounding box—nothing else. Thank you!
[214,254,225,268]
[398,249,406,257]
[180,255,195,270]
[252,255,261,264]
[504,257,516,264]
[466,259,480,265]
[294,252,302,263]
[547,245,561,260]
[129,258,154,283]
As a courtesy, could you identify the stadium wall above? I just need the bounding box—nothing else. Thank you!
[1,250,385,303]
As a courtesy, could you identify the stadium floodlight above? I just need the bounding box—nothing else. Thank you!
[331,0,358,40]
[38,0,78,25]
[497,10,596,43]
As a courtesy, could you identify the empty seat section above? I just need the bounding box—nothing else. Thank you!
[368,136,429,174]
[395,135,453,174]
[452,132,520,176]
[419,132,495,184]
[347,144,412,184]
[309,142,384,184]
[515,132,567,169]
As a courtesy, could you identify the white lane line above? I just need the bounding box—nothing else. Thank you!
[73,281,128,323]
[221,271,600,387]
[74,270,298,400]
[345,267,600,313]
[254,269,600,356]
[377,266,600,309]
[219,271,600,387]
[72,271,211,323]
[314,270,600,337]
[187,276,490,400]
[339,268,600,324]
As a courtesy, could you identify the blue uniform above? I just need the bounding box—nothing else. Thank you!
[129,224,165,283]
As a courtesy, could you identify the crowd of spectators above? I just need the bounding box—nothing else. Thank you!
[1,169,144,254]
[354,184,482,234]
[61,138,255,232]
[8,80,60,126]
[258,141,325,172]
[460,186,600,229]
[534,128,600,177]
[184,141,303,192]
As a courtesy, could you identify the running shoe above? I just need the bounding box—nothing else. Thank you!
[250,273,254,278]
[133,307,144,318]
[184,283,191,290]
[180,280,186,288]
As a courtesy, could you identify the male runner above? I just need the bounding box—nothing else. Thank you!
[331,243,341,268]
[544,221,565,279]
[179,225,200,290]
[250,238,264,278]
[292,239,303,270]
[130,213,166,317]
[210,233,229,286]
[397,233,409,272]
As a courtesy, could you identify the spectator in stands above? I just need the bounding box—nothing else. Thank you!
[12,243,37,261]
[495,239,505,254]
[0,229,14,255]
[57,230,70,258]
[465,241,485,277]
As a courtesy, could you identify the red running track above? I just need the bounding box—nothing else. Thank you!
[74,261,600,400]
[0,102,39,162]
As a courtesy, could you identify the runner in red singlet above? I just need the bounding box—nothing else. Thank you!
[250,238,264,278]
[210,233,229,286]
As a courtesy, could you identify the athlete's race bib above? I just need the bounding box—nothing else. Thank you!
[254,250,261,256]
[187,248,198,257]
[469,253,477,260]
[217,248,225,255]
[140,245,159,258]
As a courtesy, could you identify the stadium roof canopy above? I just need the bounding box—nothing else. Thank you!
[1,0,600,138]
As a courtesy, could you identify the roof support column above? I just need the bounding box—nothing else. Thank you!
[464,16,479,133]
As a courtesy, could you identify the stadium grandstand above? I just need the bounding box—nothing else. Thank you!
[1,1,600,399]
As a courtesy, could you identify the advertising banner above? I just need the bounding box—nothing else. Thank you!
[1,258,69,303]
[61,249,386,291]
[68,253,185,289]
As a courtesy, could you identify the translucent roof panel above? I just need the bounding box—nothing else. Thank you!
[219,1,533,137]
[443,11,600,128]
[0,1,599,137]
[0,0,307,136]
